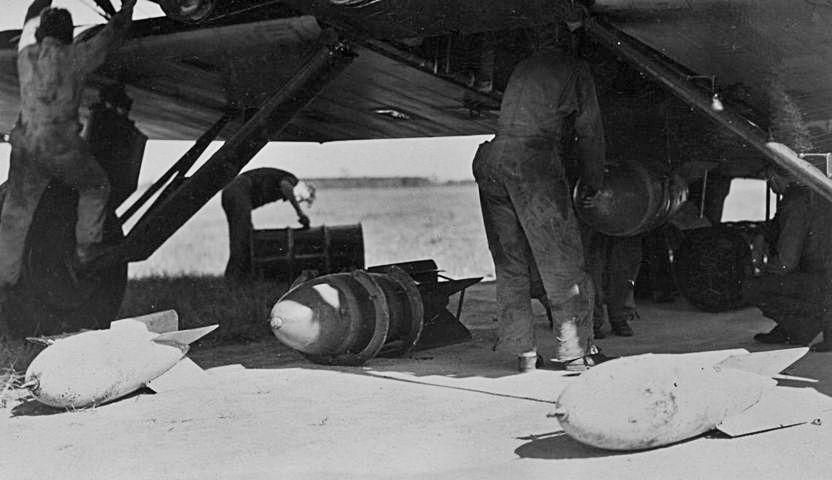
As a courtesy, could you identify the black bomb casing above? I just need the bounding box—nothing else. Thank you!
[269,261,481,365]
[574,160,688,237]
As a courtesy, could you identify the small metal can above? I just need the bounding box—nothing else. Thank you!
[518,351,538,372]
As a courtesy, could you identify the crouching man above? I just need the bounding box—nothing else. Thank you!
[744,167,832,346]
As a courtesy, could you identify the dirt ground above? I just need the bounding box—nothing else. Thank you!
[3,282,832,479]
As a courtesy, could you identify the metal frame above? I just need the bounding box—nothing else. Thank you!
[111,36,355,265]
[118,112,233,226]
[584,17,832,203]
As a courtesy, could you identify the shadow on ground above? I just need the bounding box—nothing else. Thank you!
[185,284,832,393]
[514,432,626,459]
[10,398,60,417]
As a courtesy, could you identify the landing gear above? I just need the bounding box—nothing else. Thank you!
[4,38,355,336]
[5,182,127,337]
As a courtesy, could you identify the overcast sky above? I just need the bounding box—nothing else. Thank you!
[0,0,490,183]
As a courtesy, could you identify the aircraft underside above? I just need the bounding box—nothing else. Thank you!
[2,0,832,332]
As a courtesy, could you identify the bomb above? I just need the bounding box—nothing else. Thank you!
[24,310,217,409]
[269,261,482,365]
[552,348,810,450]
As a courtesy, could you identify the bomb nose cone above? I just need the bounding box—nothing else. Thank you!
[269,299,320,351]
[269,280,348,355]
[550,407,568,420]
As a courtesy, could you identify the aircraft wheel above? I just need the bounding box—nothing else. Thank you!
[4,182,128,337]
[674,225,751,312]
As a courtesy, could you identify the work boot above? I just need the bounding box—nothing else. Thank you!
[753,325,790,345]
[609,312,636,337]
[552,352,616,372]
[516,351,539,372]
[811,327,832,352]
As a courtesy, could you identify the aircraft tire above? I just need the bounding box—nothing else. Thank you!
[4,182,128,337]
[674,224,757,312]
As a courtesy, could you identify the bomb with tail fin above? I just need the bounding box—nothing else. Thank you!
[24,310,217,409]
[553,348,822,451]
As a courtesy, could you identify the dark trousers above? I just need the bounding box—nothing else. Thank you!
[583,229,642,327]
[221,189,254,282]
[643,226,676,300]
[0,125,110,288]
[743,271,826,344]
[478,176,593,362]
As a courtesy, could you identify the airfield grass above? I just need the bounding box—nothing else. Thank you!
[0,181,768,404]
[118,275,288,341]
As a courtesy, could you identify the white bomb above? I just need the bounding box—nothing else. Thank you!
[553,349,809,451]
[25,311,216,409]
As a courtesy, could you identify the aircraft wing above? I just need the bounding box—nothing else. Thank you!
[589,0,832,172]
[0,13,499,142]
[2,0,832,181]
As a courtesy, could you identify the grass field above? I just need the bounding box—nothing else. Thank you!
[126,179,769,280]
[0,179,769,384]
[126,183,496,280]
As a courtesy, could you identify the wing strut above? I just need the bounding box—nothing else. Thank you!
[105,35,355,265]
[117,111,233,226]
[583,17,832,203]
[93,0,117,17]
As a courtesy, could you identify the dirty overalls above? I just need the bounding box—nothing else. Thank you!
[743,187,832,344]
[0,10,131,291]
[473,53,605,362]
[222,168,299,282]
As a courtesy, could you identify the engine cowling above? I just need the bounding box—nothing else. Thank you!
[155,0,217,22]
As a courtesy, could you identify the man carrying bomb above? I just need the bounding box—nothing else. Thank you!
[0,0,135,322]
[745,166,832,346]
[222,168,316,282]
[473,19,610,371]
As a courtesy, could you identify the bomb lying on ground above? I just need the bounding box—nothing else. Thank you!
[552,348,823,450]
[24,310,217,409]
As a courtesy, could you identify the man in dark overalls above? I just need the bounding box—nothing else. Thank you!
[584,233,642,338]
[473,26,608,371]
[222,168,315,282]
[0,0,134,319]
[745,167,832,346]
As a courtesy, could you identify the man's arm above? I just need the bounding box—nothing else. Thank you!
[572,62,606,192]
[18,0,51,52]
[280,180,310,229]
[75,0,136,74]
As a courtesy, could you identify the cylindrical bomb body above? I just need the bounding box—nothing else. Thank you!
[269,268,424,365]
[25,323,188,408]
[574,161,687,237]
[554,354,774,450]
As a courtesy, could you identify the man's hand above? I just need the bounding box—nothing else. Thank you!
[580,165,608,195]
[750,234,767,272]
[580,189,603,209]
[298,214,311,230]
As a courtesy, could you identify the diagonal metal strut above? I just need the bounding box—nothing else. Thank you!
[117,38,355,263]
[118,111,233,226]
[583,17,832,203]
